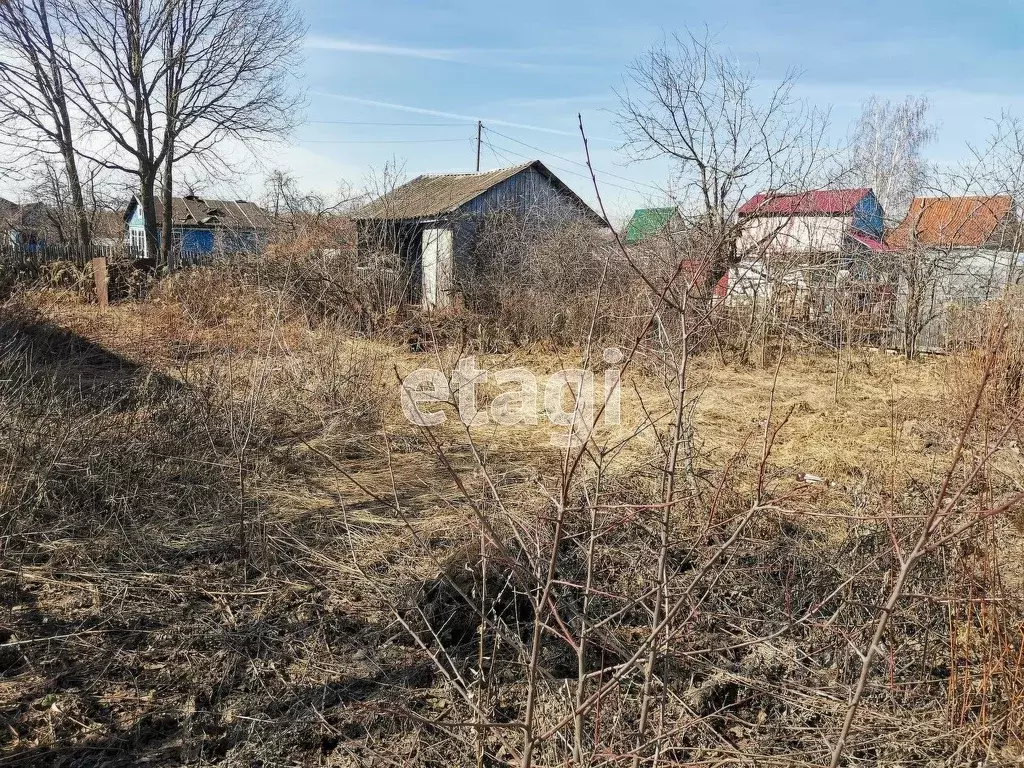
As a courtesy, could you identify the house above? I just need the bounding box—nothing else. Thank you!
[889,195,1021,282]
[124,195,271,260]
[623,206,728,299]
[888,195,1023,350]
[352,160,606,309]
[623,207,684,245]
[737,188,886,257]
[730,188,891,316]
[0,198,52,251]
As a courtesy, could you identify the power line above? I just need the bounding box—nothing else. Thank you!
[484,126,664,194]
[307,120,467,127]
[298,137,472,145]
[481,137,654,197]
[484,139,519,168]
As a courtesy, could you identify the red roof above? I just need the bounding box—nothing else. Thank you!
[849,231,891,252]
[739,189,871,217]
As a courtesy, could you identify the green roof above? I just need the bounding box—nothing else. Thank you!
[624,207,678,244]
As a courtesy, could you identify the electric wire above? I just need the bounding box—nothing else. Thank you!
[298,137,473,144]
[307,120,466,126]
[484,126,663,193]
[482,136,655,198]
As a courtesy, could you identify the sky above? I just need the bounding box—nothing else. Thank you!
[7,0,1024,223]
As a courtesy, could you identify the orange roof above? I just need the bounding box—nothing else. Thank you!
[889,195,1016,249]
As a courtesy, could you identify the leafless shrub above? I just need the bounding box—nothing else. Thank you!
[300,120,1024,768]
[459,206,631,347]
[6,80,1024,768]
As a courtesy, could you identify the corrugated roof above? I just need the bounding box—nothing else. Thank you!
[128,195,270,229]
[624,207,679,244]
[849,231,891,252]
[889,195,1016,249]
[0,199,48,231]
[352,160,605,224]
[739,189,871,217]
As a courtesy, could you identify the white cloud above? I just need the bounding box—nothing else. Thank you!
[312,92,617,140]
[307,37,472,62]
[305,36,543,69]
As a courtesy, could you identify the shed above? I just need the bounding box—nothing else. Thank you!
[124,195,271,260]
[352,160,606,309]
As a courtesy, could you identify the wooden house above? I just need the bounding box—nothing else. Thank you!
[352,160,606,309]
[124,195,270,261]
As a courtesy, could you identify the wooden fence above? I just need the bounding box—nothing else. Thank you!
[0,242,226,306]
[0,242,145,268]
[0,243,229,271]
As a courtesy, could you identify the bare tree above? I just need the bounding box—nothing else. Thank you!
[26,155,122,245]
[616,31,832,299]
[53,0,303,264]
[264,169,308,220]
[262,169,357,221]
[849,95,936,222]
[0,0,92,251]
[158,0,305,264]
[49,0,170,259]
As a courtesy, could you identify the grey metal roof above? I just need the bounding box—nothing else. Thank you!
[352,160,606,224]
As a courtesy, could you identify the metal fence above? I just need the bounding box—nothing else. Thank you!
[725,249,1024,356]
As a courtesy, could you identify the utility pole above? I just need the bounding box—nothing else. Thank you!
[476,120,482,172]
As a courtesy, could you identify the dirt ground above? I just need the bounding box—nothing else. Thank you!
[3,289,1023,766]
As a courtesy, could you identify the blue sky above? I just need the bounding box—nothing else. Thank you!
[264,0,1024,221]
[6,0,1023,221]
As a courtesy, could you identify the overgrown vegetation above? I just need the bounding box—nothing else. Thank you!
[2,19,1024,764]
[1,237,1022,766]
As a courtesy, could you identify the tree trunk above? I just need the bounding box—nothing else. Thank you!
[161,26,176,269]
[138,166,160,262]
[62,147,91,254]
[38,0,90,254]
[161,138,173,268]
[904,281,920,360]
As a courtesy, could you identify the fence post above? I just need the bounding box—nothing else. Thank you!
[92,255,108,309]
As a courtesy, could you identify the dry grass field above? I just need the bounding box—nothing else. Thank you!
[2,268,1023,767]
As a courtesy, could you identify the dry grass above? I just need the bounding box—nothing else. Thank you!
[2,265,1023,766]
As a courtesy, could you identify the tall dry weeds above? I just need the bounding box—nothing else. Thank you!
[2,214,1024,767]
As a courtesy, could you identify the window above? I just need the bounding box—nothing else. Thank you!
[129,227,145,256]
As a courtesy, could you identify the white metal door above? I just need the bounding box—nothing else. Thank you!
[421,228,453,309]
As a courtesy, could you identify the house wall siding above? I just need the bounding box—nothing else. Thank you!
[127,200,261,256]
[458,166,583,254]
[738,214,851,255]
[852,192,885,239]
